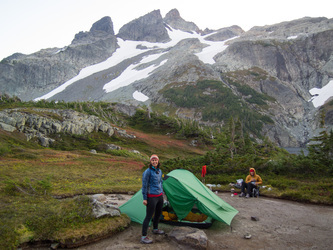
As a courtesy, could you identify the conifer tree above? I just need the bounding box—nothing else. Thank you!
[226,117,236,158]
[234,118,245,153]
[308,130,333,169]
[244,132,256,154]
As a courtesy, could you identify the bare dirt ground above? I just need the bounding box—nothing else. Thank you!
[75,193,333,250]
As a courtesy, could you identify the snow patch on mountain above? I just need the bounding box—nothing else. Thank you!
[133,91,149,102]
[34,28,232,101]
[102,51,168,94]
[196,36,237,64]
[287,35,298,40]
[103,59,167,93]
[309,80,333,107]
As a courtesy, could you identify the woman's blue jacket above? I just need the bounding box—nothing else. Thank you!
[142,166,163,200]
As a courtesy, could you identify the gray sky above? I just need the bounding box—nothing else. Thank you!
[0,0,332,60]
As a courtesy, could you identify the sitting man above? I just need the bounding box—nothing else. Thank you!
[239,168,263,198]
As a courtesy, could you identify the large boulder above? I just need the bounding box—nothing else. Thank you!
[90,194,121,218]
[169,226,208,249]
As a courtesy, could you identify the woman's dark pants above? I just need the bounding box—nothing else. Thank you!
[142,195,164,236]
[241,181,256,195]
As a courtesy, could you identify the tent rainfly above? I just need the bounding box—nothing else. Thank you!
[119,169,238,226]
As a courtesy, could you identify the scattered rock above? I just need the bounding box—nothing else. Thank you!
[130,149,140,154]
[90,149,97,154]
[39,136,55,147]
[50,243,60,249]
[169,226,208,249]
[106,144,121,150]
[189,139,198,146]
[115,128,136,139]
[251,216,259,221]
[244,233,252,239]
[0,122,16,132]
[115,194,125,200]
[91,194,107,203]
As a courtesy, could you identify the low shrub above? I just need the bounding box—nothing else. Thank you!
[0,220,19,249]
[0,144,11,156]
[24,196,94,241]
[3,177,52,196]
[106,149,146,161]
[15,152,39,160]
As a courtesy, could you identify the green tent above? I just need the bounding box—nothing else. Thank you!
[119,169,238,226]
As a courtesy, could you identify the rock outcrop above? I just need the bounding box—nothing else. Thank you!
[0,108,135,147]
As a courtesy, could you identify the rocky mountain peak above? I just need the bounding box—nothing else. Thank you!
[117,9,170,42]
[90,16,114,34]
[164,8,200,33]
[165,8,181,19]
[71,16,115,45]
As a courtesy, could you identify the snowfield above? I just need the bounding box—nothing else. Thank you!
[34,28,232,102]
[309,80,333,108]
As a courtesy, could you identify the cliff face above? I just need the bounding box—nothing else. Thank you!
[212,19,333,146]
[0,11,332,147]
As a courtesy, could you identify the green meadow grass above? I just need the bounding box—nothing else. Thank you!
[0,122,332,248]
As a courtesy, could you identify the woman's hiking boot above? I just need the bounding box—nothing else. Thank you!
[141,236,153,244]
[153,229,165,234]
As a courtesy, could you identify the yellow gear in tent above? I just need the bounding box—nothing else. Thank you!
[162,211,177,221]
[162,211,208,222]
[184,211,208,222]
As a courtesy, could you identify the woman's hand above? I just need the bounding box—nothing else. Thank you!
[143,200,147,206]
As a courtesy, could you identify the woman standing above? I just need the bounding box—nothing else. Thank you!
[140,154,165,244]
